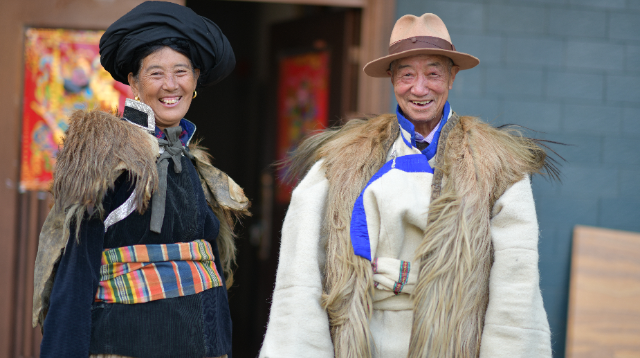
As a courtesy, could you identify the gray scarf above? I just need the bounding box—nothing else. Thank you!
[150,126,193,233]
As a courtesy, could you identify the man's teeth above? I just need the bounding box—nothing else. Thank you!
[412,100,432,105]
[161,98,180,104]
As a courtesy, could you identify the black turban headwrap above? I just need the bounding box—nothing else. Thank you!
[99,1,235,87]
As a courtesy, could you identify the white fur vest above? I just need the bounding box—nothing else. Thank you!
[283,112,554,358]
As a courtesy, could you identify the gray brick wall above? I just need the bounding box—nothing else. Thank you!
[393,1,640,356]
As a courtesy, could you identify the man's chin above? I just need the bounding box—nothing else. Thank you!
[405,111,438,123]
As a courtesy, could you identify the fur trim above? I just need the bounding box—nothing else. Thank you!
[287,114,399,357]
[285,113,554,358]
[32,204,64,328]
[190,142,251,288]
[408,116,548,358]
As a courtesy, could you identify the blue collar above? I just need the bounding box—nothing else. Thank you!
[396,101,451,161]
[153,118,197,147]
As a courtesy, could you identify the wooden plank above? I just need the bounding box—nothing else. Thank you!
[12,193,31,358]
[357,0,395,115]
[566,225,640,358]
[21,192,43,357]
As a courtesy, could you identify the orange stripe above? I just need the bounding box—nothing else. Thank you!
[179,243,190,260]
[137,245,149,262]
[141,265,164,301]
[188,260,205,292]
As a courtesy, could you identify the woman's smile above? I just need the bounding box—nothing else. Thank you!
[159,96,182,107]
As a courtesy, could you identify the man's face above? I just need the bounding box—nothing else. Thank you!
[389,54,459,124]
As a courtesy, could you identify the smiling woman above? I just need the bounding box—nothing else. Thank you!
[128,45,200,130]
[32,2,250,358]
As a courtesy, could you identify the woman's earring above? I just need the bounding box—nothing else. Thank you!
[193,91,197,99]
[134,96,140,101]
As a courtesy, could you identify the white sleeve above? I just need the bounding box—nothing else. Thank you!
[259,161,334,358]
[479,176,552,358]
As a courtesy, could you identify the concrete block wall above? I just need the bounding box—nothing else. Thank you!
[393,0,640,356]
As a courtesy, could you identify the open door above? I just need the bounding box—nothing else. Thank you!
[251,6,362,354]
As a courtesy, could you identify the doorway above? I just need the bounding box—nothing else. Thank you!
[184,1,361,356]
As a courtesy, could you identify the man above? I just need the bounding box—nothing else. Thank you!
[260,13,553,358]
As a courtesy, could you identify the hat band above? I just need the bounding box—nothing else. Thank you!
[389,36,456,55]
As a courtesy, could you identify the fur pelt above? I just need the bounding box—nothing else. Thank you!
[408,115,549,358]
[285,113,552,358]
[54,109,159,243]
[286,114,399,357]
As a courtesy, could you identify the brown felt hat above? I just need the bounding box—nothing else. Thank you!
[364,13,479,77]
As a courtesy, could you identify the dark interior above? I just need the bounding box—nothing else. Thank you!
[184,1,360,356]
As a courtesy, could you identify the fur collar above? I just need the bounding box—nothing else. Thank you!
[285,113,552,358]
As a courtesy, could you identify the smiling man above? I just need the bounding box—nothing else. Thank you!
[390,54,458,149]
[260,13,554,358]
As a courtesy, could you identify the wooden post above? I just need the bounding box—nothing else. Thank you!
[357,0,396,115]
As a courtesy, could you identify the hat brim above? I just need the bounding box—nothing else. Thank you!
[363,48,480,77]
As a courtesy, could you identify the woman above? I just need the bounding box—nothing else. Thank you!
[32,2,249,357]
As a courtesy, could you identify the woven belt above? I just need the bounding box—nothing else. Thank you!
[95,240,222,304]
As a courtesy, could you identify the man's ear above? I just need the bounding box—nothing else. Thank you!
[448,66,460,90]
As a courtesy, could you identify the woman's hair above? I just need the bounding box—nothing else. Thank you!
[130,38,198,79]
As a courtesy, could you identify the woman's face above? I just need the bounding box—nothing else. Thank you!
[128,47,200,129]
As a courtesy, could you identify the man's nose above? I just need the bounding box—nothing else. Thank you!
[411,75,429,96]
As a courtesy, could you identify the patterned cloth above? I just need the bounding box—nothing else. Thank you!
[154,118,196,147]
[96,240,222,304]
[393,260,411,295]
[371,257,411,295]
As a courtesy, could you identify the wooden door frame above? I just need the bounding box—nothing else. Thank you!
[229,0,396,115]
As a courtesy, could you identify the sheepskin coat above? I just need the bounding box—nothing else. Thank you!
[260,105,552,358]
